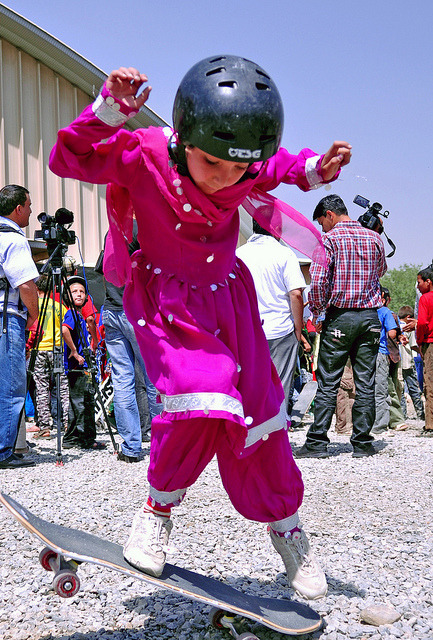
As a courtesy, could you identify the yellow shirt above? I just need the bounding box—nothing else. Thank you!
[37,296,68,350]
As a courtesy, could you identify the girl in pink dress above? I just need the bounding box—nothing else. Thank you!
[50,55,351,600]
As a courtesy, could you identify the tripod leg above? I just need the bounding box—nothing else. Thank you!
[52,349,65,465]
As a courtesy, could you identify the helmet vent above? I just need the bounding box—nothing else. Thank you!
[206,66,226,76]
[209,56,226,63]
[256,82,270,91]
[256,69,271,80]
[212,131,236,142]
[218,81,238,89]
[260,134,276,143]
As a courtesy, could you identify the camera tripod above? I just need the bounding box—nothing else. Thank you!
[27,244,117,464]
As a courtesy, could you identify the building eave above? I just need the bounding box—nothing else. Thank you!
[0,2,168,129]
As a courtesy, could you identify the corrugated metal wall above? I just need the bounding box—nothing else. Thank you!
[0,37,107,264]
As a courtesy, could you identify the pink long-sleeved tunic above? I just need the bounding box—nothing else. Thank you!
[49,88,324,461]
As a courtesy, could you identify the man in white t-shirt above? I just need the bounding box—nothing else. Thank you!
[0,185,39,469]
[236,219,306,414]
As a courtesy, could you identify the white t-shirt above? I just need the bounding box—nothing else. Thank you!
[0,218,39,319]
[399,320,417,370]
[236,234,306,339]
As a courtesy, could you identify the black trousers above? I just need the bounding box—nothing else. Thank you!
[306,307,381,450]
[64,370,96,447]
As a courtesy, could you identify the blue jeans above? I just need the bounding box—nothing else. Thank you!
[414,354,424,391]
[103,308,161,456]
[372,352,390,432]
[401,366,425,419]
[0,315,26,460]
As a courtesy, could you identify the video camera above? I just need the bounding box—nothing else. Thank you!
[34,208,76,256]
[353,195,395,257]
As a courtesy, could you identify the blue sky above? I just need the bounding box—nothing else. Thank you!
[5,0,433,270]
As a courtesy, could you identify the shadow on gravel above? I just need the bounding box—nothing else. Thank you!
[30,581,323,640]
[22,443,151,466]
[120,574,326,638]
[327,439,389,457]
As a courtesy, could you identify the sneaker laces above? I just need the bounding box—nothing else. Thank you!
[142,515,171,553]
[286,531,316,575]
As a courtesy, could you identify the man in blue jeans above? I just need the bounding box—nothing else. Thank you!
[102,223,161,463]
[0,185,39,469]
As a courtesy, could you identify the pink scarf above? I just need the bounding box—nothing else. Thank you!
[103,127,325,286]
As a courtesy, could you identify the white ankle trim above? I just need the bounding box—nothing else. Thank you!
[269,512,300,533]
[148,486,187,507]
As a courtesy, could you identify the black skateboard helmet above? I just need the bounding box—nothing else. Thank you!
[172,55,284,162]
[67,275,86,290]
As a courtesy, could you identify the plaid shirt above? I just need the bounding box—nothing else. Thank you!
[308,220,387,317]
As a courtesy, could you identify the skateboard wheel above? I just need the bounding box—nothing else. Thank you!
[238,634,260,640]
[39,547,58,572]
[208,607,227,629]
[52,569,80,598]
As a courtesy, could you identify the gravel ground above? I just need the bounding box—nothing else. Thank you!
[0,417,432,640]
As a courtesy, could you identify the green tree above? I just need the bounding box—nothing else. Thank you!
[380,263,423,313]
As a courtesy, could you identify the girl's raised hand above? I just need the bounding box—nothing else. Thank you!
[320,141,352,182]
[106,67,151,110]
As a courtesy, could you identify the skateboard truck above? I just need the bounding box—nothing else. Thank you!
[39,547,81,598]
[209,607,260,640]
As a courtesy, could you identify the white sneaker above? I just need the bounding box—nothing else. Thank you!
[269,527,327,600]
[123,511,173,577]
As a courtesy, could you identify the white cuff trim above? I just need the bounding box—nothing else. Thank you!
[148,486,186,506]
[244,402,287,448]
[305,155,323,189]
[270,512,300,532]
[92,94,131,127]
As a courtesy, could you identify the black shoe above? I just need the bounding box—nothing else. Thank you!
[80,441,107,450]
[371,426,387,434]
[352,444,377,458]
[117,451,140,463]
[418,428,433,437]
[295,444,329,459]
[0,454,36,469]
[62,440,80,449]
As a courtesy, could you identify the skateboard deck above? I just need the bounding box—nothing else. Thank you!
[290,381,317,428]
[0,492,322,637]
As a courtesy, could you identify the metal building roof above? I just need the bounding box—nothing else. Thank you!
[0,2,167,129]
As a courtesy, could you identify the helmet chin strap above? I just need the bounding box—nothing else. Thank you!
[167,136,189,176]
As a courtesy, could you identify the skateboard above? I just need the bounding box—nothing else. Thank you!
[0,492,322,639]
[290,381,317,428]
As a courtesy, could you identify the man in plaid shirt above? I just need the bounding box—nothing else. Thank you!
[296,194,386,459]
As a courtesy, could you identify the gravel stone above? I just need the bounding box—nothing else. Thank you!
[0,418,431,639]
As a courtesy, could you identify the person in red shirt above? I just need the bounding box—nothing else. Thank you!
[416,267,433,436]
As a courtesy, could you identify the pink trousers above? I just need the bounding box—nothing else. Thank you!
[147,415,304,523]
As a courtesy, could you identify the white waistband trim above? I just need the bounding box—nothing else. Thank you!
[161,391,245,420]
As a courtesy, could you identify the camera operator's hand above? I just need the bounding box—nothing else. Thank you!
[106,67,151,110]
[321,141,352,182]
